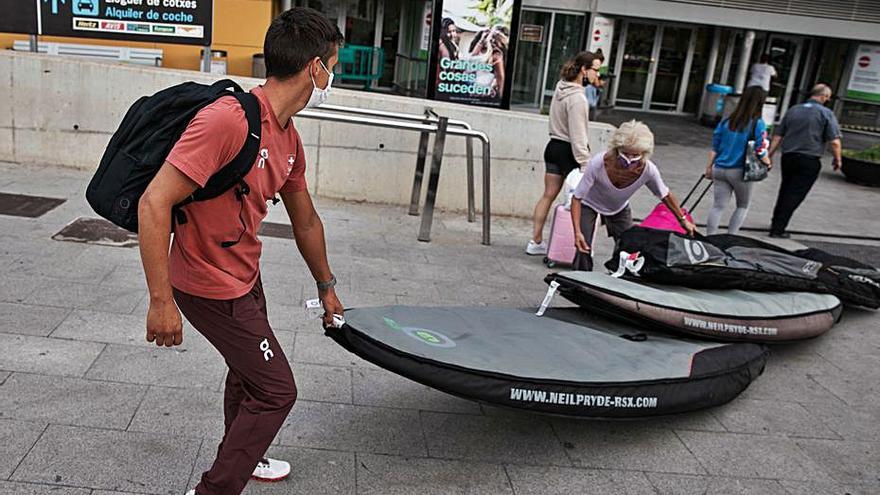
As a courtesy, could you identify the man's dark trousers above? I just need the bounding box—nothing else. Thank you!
[173,278,297,495]
[771,152,822,234]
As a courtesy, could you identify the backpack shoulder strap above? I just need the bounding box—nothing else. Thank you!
[187,91,262,203]
[227,91,262,178]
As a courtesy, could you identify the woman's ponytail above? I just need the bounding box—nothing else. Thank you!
[559,51,597,83]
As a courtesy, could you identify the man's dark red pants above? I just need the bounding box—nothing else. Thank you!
[174,278,297,495]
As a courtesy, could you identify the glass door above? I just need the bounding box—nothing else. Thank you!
[541,13,586,110]
[765,35,804,118]
[649,26,692,110]
[615,22,657,108]
[510,10,552,108]
[510,10,584,111]
[766,36,799,102]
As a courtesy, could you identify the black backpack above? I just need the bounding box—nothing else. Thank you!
[86,79,262,233]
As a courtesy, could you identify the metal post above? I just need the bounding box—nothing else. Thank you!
[676,28,697,113]
[418,117,449,242]
[733,30,755,93]
[408,118,431,215]
[611,21,628,106]
[538,13,557,112]
[720,31,735,85]
[29,35,38,52]
[780,39,803,119]
[201,45,212,73]
[481,140,491,246]
[371,0,385,90]
[466,138,475,222]
[698,27,722,116]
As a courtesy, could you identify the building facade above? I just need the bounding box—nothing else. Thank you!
[511,0,880,130]
[2,0,878,130]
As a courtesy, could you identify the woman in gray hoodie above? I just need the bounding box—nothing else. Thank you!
[527,51,596,256]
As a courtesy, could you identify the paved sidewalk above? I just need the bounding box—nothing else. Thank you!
[0,159,878,495]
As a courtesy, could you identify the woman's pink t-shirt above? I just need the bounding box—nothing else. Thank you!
[166,86,306,300]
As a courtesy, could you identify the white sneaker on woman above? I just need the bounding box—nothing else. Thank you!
[526,240,548,256]
[252,457,291,482]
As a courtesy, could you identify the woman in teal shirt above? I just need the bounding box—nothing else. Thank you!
[704,86,771,234]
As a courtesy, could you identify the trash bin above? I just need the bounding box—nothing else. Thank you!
[701,84,733,126]
[252,53,266,79]
[200,49,227,75]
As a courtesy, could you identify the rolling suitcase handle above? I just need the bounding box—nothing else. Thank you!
[680,176,713,213]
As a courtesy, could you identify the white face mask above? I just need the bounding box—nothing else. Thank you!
[617,151,643,168]
[306,59,334,108]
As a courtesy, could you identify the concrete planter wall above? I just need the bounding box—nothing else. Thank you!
[0,51,615,217]
[841,156,880,187]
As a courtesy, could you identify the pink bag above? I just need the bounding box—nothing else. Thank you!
[545,204,577,268]
[640,204,694,234]
[640,176,712,233]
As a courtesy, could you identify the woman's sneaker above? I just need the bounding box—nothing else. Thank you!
[252,457,291,482]
[526,240,548,256]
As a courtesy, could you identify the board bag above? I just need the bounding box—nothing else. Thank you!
[86,79,262,232]
[606,227,880,308]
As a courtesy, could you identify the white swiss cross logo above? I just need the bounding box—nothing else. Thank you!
[287,154,295,173]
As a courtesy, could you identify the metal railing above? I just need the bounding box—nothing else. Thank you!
[297,105,492,245]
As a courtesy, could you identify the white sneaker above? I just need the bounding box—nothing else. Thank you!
[526,240,548,256]
[185,490,195,495]
[252,457,290,482]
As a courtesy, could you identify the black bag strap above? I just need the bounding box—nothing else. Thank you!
[211,78,245,93]
[226,91,262,178]
[174,90,262,223]
[745,118,758,151]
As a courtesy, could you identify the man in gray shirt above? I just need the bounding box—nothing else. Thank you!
[767,84,842,238]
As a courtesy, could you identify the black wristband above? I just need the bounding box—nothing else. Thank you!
[316,274,336,291]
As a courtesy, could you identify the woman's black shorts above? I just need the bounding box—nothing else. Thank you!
[543,139,580,177]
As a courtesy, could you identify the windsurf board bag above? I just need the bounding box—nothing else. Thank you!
[545,271,842,342]
[86,79,262,233]
[606,227,880,309]
[328,306,767,418]
[640,176,712,234]
[545,204,577,268]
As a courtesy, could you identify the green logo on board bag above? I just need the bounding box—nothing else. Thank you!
[383,317,456,348]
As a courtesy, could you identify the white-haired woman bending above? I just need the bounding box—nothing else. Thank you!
[571,120,696,271]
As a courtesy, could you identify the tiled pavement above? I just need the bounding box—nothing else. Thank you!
[0,156,878,495]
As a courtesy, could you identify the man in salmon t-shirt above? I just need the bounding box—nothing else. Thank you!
[137,8,344,494]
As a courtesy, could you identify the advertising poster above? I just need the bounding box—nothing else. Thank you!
[37,0,212,45]
[427,0,521,109]
[0,0,38,34]
[847,44,880,103]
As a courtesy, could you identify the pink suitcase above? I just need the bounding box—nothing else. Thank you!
[544,204,577,268]
[640,176,712,233]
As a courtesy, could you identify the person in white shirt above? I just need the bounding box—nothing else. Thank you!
[747,54,777,92]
